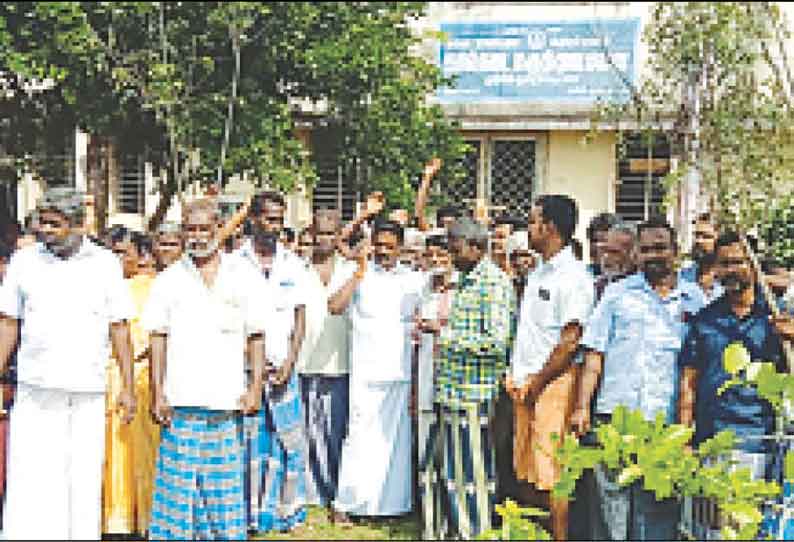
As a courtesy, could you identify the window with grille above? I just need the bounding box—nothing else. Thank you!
[439,139,480,211]
[118,154,144,214]
[490,139,535,217]
[615,133,670,223]
[439,137,535,219]
[310,126,357,221]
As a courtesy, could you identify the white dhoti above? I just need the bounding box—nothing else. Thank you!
[3,383,105,541]
[334,380,412,516]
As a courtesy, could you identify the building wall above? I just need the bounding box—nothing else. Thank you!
[546,130,616,249]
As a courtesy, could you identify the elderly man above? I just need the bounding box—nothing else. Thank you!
[586,212,618,278]
[153,222,182,272]
[0,187,136,540]
[143,198,267,540]
[421,217,514,539]
[330,218,426,520]
[594,222,638,301]
[572,216,706,541]
[297,209,357,517]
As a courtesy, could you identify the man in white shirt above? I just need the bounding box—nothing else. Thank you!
[244,226,309,535]
[296,209,357,518]
[330,218,426,520]
[143,198,267,541]
[0,187,136,541]
[237,191,309,534]
[507,195,594,541]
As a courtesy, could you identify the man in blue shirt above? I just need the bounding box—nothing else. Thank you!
[570,215,706,540]
[679,231,793,459]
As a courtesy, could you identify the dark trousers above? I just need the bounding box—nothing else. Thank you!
[299,374,349,506]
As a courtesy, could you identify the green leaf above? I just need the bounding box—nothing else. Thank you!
[723,343,751,375]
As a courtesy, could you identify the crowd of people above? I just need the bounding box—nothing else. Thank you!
[0,163,792,541]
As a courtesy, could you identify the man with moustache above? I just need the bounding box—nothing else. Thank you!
[570,216,706,540]
[143,198,267,540]
[238,192,308,534]
[678,231,794,539]
[426,218,514,539]
[0,187,136,540]
[153,222,182,272]
[593,222,638,302]
[296,209,357,519]
[680,212,724,303]
[586,212,618,278]
[330,218,426,521]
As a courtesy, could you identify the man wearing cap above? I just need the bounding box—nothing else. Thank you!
[0,187,136,540]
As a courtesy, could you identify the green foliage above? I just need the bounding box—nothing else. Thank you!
[477,499,552,541]
[758,192,794,268]
[553,406,779,540]
[720,341,794,416]
[593,2,794,232]
[0,2,466,217]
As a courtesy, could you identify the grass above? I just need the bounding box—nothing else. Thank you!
[253,506,420,540]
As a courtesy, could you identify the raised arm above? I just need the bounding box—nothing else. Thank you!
[414,158,442,232]
[328,247,367,315]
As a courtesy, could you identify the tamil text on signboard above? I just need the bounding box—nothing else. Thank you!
[437,19,640,103]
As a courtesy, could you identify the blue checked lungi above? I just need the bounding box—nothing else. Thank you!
[300,374,349,507]
[149,408,246,541]
[419,400,497,540]
[243,373,307,533]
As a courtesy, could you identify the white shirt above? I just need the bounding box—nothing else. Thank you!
[237,238,309,366]
[297,255,357,375]
[349,262,426,383]
[510,246,595,386]
[0,239,134,392]
[142,253,269,410]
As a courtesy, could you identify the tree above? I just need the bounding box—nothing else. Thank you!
[591,2,794,252]
[0,2,468,230]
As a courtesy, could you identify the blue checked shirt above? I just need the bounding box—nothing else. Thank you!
[436,258,515,406]
[581,272,707,422]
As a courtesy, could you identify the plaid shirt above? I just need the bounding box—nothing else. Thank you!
[435,258,515,406]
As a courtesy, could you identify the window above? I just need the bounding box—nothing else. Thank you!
[441,136,536,218]
[118,154,144,214]
[615,133,670,223]
[310,126,358,221]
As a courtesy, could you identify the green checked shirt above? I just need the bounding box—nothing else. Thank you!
[435,257,515,406]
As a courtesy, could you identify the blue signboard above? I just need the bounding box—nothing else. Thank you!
[437,19,640,103]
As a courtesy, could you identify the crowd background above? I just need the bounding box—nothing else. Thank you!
[0,168,791,541]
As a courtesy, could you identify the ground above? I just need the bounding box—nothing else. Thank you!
[253,506,420,540]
